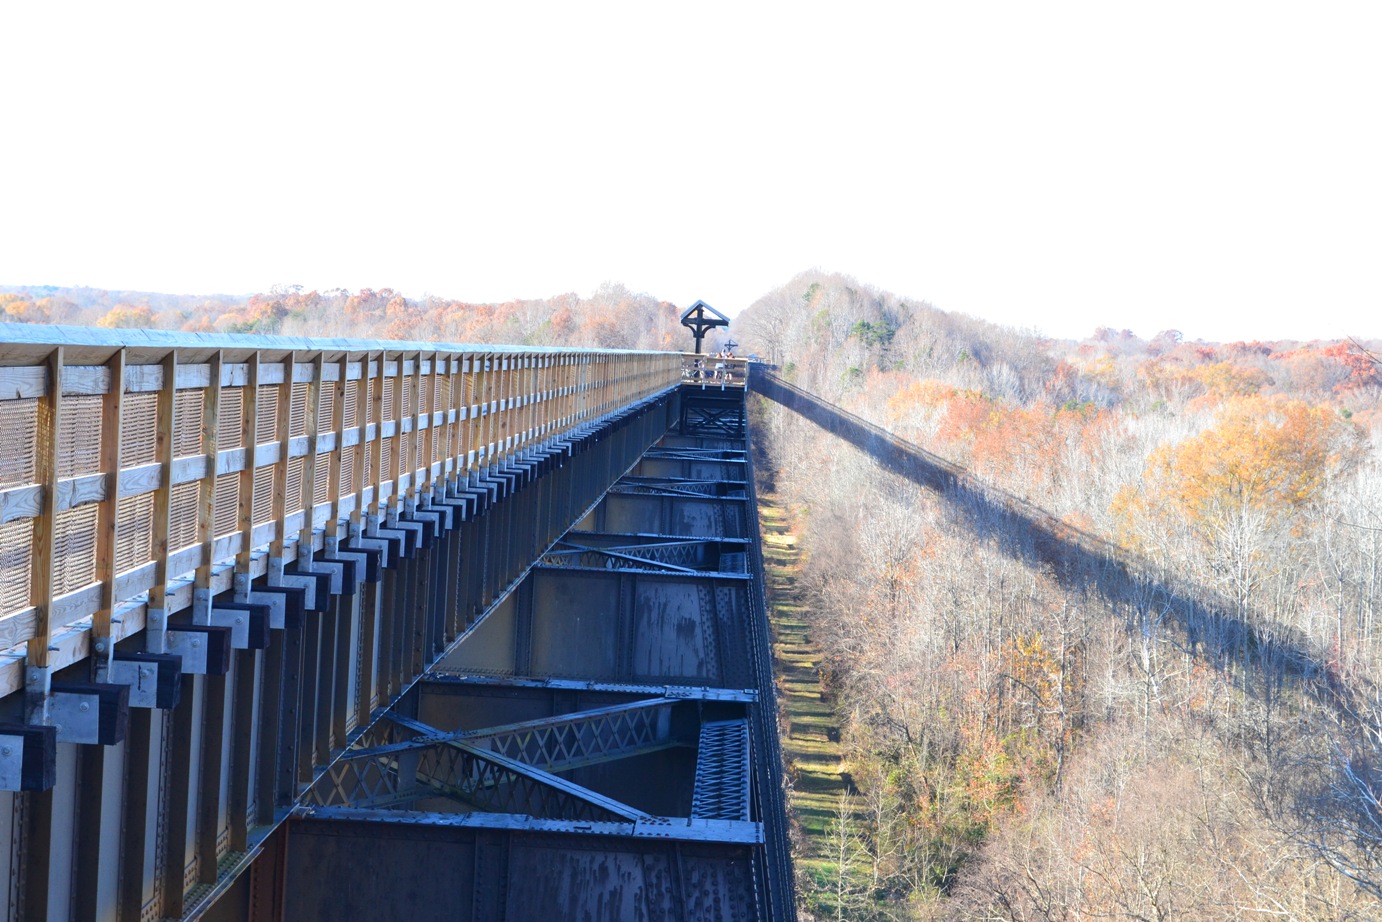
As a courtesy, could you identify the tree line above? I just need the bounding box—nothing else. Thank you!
[0,282,687,351]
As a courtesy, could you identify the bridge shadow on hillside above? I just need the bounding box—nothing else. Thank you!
[749,369,1354,714]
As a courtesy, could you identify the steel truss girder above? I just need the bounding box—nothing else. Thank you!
[640,448,746,462]
[540,535,749,575]
[308,698,693,815]
[352,698,686,770]
[451,697,688,771]
[419,672,758,703]
[612,476,749,498]
[606,486,749,503]
[307,736,650,822]
[415,742,649,822]
[692,719,752,822]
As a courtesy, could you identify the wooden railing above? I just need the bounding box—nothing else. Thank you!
[0,327,683,696]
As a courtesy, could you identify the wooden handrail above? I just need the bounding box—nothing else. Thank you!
[0,327,684,694]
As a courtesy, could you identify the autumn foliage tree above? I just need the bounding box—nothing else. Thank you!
[1115,396,1360,620]
[95,303,157,329]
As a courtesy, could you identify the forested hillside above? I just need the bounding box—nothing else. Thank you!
[0,282,684,350]
[736,273,1382,919]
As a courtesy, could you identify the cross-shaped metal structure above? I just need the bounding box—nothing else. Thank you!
[680,300,730,354]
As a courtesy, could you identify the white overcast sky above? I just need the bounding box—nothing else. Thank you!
[2,2,1378,343]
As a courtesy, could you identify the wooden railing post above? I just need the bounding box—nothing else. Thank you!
[325,353,348,557]
[267,352,294,586]
[146,352,177,655]
[405,351,422,515]
[234,353,260,600]
[298,353,323,561]
[192,350,222,624]
[350,353,372,540]
[24,347,63,722]
[92,348,125,680]
[381,352,400,527]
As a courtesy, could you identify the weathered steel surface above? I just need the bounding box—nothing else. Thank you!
[440,565,753,688]
[281,813,759,921]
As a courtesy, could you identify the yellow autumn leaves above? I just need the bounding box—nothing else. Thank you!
[1115,396,1361,552]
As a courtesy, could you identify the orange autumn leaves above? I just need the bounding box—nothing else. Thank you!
[1115,396,1361,551]
[885,378,1109,496]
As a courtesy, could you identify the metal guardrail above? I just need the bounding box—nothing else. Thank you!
[680,353,749,387]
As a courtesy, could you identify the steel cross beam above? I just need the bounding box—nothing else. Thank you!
[541,542,702,574]
[308,698,691,809]
[541,536,749,575]
[419,673,758,703]
[608,485,749,502]
[364,698,686,768]
[414,742,651,822]
[641,448,747,461]
[614,477,749,498]
[306,736,653,822]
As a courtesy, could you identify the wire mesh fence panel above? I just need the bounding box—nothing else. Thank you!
[0,399,38,489]
[52,504,98,595]
[256,385,279,445]
[289,382,308,439]
[286,457,304,513]
[252,467,273,527]
[169,482,199,553]
[340,445,355,498]
[218,389,243,450]
[121,392,158,469]
[214,473,239,538]
[313,457,330,507]
[115,492,154,576]
[57,395,102,479]
[173,390,203,458]
[0,518,34,615]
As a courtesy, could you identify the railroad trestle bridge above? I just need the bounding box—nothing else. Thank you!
[0,328,791,921]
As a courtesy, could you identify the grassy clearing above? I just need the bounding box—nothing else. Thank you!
[760,495,867,917]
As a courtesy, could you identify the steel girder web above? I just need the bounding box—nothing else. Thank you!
[640,447,747,462]
[305,698,693,817]
[539,536,746,574]
[614,476,748,498]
